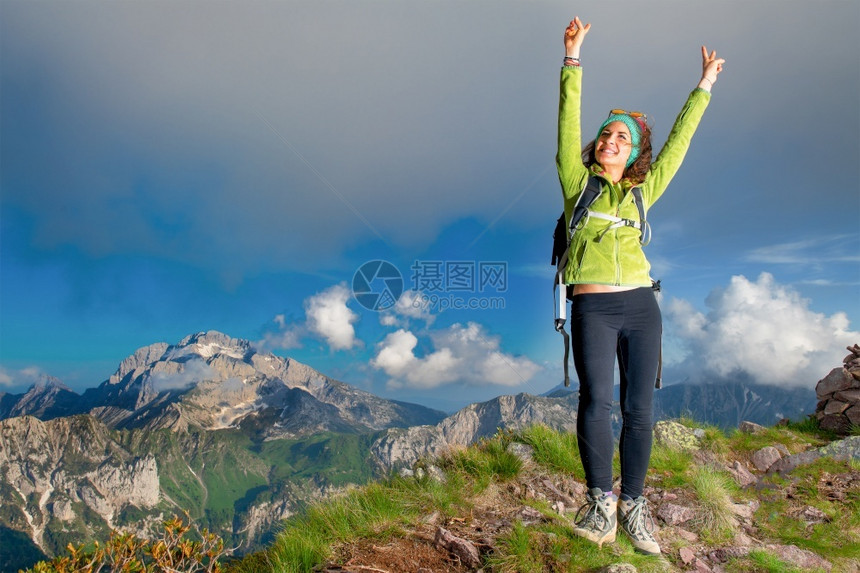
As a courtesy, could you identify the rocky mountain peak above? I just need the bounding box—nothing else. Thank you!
[2,376,79,421]
[172,331,253,362]
[107,342,170,386]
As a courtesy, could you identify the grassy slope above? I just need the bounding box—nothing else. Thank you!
[225,421,860,573]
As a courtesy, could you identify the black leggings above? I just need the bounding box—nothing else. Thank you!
[571,287,661,499]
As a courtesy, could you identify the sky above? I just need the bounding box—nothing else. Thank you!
[1,1,858,413]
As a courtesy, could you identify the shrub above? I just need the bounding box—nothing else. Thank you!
[24,515,226,573]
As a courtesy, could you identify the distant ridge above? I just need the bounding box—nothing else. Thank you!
[0,330,446,435]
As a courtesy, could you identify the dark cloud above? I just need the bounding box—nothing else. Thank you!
[2,1,857,285]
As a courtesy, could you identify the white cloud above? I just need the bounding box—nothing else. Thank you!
[665,273,859,387]
[0,368,15,387]
[259,284,362,352]
[370,329,419,376]
[258,323,305,352]
[379,314,399,327]
[745,235,860,265]
[150,359,216,392]
[378,290,437,328]
[0,367,50,388]
[371,322,541,390]
[305,283,361,351]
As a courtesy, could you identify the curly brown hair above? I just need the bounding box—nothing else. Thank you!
[581,122,653,185]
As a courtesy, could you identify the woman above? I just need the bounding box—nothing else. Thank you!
[557,17,724,555]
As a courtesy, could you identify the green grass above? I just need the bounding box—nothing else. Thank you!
[519,424,585,477]
[722,548,808,573]
[441,432,524,492]
[262,473,474,573]
[690,464,738,543]
[487,521,546,573]
[648,442,694,488]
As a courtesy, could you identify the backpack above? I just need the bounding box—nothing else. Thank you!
[552,175,661,388]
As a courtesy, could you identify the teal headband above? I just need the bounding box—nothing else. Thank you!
[596,113,644,168]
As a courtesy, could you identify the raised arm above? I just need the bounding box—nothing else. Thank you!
[642,45,723,203]
[557,17,592,199]
[697,46,725,92]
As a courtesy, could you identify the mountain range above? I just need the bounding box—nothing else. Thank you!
[0,330,817,571]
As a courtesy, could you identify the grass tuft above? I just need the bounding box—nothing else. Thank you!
[691,465,738,543]
[519,424,584,477]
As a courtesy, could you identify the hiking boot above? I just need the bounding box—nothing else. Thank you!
[618,496,661,555]
[572,488,617,547]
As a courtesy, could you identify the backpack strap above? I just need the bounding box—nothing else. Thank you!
[583,186,650,245]
[553,175,604,387]
[569,176,604,237]
[630,186,651,246]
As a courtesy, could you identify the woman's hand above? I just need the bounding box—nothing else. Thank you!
[698,46,725,92]
[564,17,591,58]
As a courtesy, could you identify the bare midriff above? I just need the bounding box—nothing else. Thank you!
[572,284,638,295]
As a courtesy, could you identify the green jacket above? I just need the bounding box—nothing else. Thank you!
[556,66,711,287]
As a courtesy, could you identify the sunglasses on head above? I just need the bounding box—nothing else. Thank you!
[609,109,647,121]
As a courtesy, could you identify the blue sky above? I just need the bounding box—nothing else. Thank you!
[2,1,858,413]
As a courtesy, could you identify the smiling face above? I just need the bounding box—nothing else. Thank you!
[595,121,634,171]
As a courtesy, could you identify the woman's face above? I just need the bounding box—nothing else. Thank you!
[595,121,633,170]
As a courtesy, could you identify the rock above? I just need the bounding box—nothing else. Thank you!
[773,443,791,457]
[845,405,860,425]
[517,506,545,524]
[727,460,757,487]
[673,527,700,543]
[738,421,766,434]
[507,442,534,463]
[817,435,860,462]
[679,546,696,564]
[769,436,859,475]
[540,477,577,507]
[657,503,696,526]
[819,413,853,434]
[734,531,756,547]
[823,399,851,415]
[50,499,75,522]
[597,564,638,573]
[768,450,822,474]
[653,420,702,452]
[709,546,749,563]
[434,527,481,569]
[751,446,782,472]
[834,388,860,403]
[692,558,714,572]
[765,544,832,571]
[816,368,855,397]
[799,505,829,524]
[730,502,756,521]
